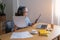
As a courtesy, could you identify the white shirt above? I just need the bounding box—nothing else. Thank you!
[13,16,32,28]
[25,16,32,26]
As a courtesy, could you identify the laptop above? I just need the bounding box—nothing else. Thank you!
[36,24,47,29]
[13,16,27,28]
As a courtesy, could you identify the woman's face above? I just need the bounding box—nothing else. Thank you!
[23,8,28,16]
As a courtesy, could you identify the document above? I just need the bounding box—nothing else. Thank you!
[10,31,33,39]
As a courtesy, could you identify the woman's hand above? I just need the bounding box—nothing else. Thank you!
[31,22,36,26]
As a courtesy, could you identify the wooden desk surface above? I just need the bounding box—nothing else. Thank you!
[1,23,60,40]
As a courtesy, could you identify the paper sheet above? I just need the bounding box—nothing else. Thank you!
[10,31,33,39]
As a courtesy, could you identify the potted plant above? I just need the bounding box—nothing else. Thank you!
[0,3,6,16]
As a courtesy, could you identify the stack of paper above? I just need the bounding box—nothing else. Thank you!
[11,31,33,39]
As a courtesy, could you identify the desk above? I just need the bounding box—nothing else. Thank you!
[1,23,60,40]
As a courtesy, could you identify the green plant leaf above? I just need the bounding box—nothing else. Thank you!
[0,3,6,13]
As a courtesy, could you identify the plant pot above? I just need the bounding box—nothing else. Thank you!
[0,13,6,16]
[1,13,6,16]
[0,12,2,16]
[0,14,1,16]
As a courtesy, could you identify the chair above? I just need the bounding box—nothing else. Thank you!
[5,20,14,33]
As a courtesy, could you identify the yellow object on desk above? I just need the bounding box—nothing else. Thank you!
[39,29,49,36]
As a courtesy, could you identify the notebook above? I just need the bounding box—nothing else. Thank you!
[10,31,33,39]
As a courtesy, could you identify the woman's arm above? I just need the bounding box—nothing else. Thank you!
[25,17,37,26]
[13,25,17,31]
[31,22,36,26]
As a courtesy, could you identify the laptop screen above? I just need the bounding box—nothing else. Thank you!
[36,24,47,29]
[13,16,27,28]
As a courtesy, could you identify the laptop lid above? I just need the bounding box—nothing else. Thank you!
[13,16,27,28]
